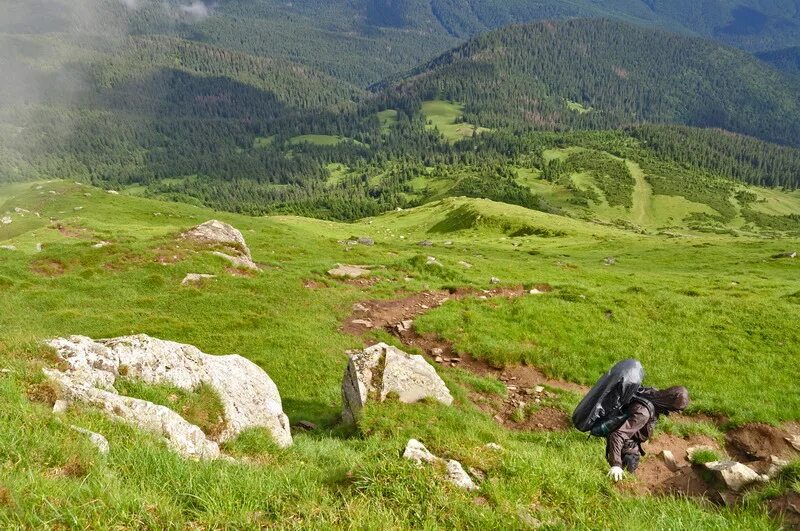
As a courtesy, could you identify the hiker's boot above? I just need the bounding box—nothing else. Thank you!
[622,452,640,473]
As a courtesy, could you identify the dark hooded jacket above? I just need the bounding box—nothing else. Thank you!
[605,386,690,467]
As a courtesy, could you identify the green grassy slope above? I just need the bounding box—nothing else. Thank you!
[0,182,797,527]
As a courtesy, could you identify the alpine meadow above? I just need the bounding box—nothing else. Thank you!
[1,1,799,529]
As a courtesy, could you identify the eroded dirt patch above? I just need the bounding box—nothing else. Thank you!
[30,258,67,277]
[726,423,800,463]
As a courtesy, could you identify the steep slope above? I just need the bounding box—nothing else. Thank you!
[383,19,800,146]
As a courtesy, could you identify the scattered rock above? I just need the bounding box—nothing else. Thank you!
[468,466,487,482]
[686,445,716,461]
[661,450,681,472]
[418,240,433,247]
[426,256,442,266]
[0,245,16,251]
[92,241,110,249]
[35,243,43,252]
[74,206,83,211]
[603,257,616,266]
[431,348,444,356]
[351,319,373,328]
[403,438,440,465]
[767,455,790,479]
[107,190,119,195]
[484,443,503,451]
[533,385,545,393]
[396,319,413,332]
[1,216,12,225]
[70,425,110,455]
[458,261,472,268]
[787,435,800,452]
[357,237,374,246]
[341,343,453,425]
[704,461,765,492]
[490,277,501,285]
[529,289,545,295]
[446,460,477,491]
[444,241,453,246]
[44,335,292,458]
[328,264,370,279]
[14,207,29,214]
[773,251,797,259]
[293,420,318,431]
[181,273,216,286]
[212,251,259,272]
[52,400,69,414]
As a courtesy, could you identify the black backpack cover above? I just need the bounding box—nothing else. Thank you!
[571,359,644,433]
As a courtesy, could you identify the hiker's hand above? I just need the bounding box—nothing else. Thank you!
[608,466,624,482]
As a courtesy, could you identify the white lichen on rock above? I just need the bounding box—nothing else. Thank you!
[44,334,291,459]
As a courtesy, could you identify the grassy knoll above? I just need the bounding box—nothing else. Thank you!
[421,100,491,142]
[0,183,796,528]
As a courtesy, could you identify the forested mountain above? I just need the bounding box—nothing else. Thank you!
[758,46,800,76]
[382,19,800,147]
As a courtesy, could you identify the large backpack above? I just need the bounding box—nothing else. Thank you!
[572,359,644,437]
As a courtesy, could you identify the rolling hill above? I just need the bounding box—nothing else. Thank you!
[382,19,800,146]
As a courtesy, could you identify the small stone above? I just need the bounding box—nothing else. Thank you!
[418,240,433,247]
[181,273,216,286]
[446,459,477,491]
[70,425,110,455]
[468,466,487,482]
[351,319,373,328]
[533,385,545,393]
[786,435,800,452]
[357,237,374,246]
[294,420,318,431]
[35,243,43,252]
[773,251,797,259]
[52,400,69,414]
[686,445,715,461]
[431,348,443,356]
[458,261,472,268]
[426,256,442,266]
[490,277,501,285]
[107,190,119,195]
[328,264,370,279]
[603,256,616,266]
[661,450,681,472]
[444,241,453,246]
[484,443,503,451]
[0,216,12,225]
[0,245,16,251]
[92,241,110,249]
[403,439,440,465]
[507,385,518,391]
[14,207,29,214]
[435,356,444,363]
[529,289,544,295]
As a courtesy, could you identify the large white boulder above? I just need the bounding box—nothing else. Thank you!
[182,220,259,271]
[341,343,453,424]
[44,335,292,458]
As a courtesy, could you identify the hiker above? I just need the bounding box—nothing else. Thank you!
[570,359,690,482]
[605,385,690,481]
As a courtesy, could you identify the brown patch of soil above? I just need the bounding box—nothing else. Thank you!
[518,407,571,431]
[0,487,13,507]
[620,434,723,498]
[30,258,66,277]
[304,279,324,289]
[224,266,256,278]
[769,491,800,529]
[726,423,800,462]
[51,222,91,239]
[343,287,585,431]
[26,381,58,406]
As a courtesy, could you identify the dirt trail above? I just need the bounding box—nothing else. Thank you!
[627,160,653,228]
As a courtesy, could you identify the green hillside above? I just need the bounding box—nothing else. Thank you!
[383,19,800,146]
[0,181,798,527]
[758,46,800,76]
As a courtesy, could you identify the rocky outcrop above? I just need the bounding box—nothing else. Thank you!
[182,220,259,271]
[44,335,291,458]
[341,343,453,425]
[703,461,766,492]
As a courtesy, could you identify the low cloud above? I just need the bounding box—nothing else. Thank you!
[180,1,211,18]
